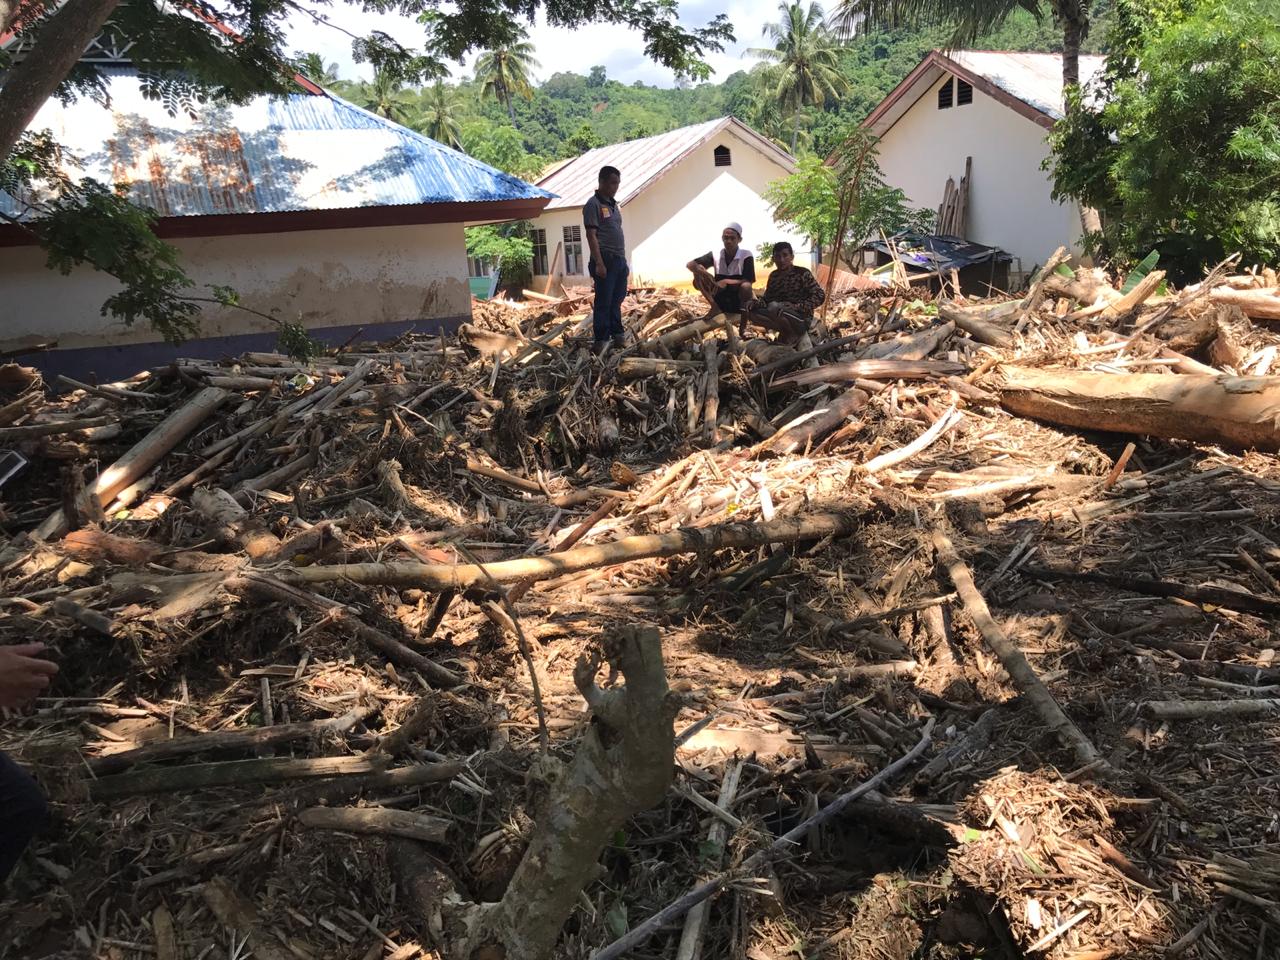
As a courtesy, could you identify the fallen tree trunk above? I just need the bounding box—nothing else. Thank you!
[276,510,866,592]
[759,387,869,456]
[34,386,229,540]
[653,315,728,353]
[992,366,1280,451]
[296,806,451,843]
[938,302,1015,347]
[933,529,1105,772]
[192,486,283,560]
[88,704,375,775]
[395,626,681,960]
[773,359,965,388]
[89,755,388,800]
[1210,286,1280,321]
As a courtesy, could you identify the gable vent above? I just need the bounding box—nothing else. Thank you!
[957,79,973,105]
[714,145,732,167]
[938,77,953,109]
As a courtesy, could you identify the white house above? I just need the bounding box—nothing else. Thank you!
[0,35,551,380]
[529,117,811,289]
[863,50,1104,276]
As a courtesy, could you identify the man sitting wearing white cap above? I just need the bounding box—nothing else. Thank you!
[686,222,756,327]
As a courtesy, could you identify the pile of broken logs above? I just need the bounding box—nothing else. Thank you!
[2,251,1280,960]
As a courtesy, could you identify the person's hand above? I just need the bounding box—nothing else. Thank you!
[0,643,58,708]
[594,261,607,280]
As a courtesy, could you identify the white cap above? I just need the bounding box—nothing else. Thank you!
[724,222,743,238]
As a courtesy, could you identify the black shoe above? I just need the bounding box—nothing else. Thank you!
[591,339,608,356]
[611,333,626,350]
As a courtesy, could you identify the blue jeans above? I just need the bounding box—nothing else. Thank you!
[0,750,46,883]
[590,254,629,342]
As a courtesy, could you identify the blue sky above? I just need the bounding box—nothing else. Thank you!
[285,0,767,88]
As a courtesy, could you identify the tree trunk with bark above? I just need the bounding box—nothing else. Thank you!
[0,0,122,165]
[992,366,1280,451]
[395,625,680,960]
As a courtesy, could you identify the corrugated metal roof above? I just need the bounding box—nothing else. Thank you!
[2,66,552,220]
[537,117,796,211]
[947,51,1106,120]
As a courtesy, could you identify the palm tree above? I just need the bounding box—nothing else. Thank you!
[360,65,415,123]
[297,52,340,87]
[748,3,848,154]
[832,0,1090,90]
[415,81,464,149]
[474,40,539,126]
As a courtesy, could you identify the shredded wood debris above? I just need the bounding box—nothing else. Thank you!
[2,255,1279,959]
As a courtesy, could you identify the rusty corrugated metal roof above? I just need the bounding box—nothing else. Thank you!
[3,66,553,220]
[536,117,796,211]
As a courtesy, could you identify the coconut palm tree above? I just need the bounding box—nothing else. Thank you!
[415,81,464,149]
[747,3,848,154]
[474,40,540,126]
[297,52,340,87]
[831,0,1090,90]
[360,65,416,123]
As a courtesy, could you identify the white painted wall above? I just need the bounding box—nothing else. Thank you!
[874,73,1083,272]
[531,130,810,288]
[0,221,471,352]
[530,207,593,285]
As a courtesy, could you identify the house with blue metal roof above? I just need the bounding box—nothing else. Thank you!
[0,44,553,379]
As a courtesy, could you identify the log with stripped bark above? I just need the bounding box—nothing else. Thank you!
[991,366,1280,451]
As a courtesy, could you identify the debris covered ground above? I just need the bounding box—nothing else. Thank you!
[2,255,1280,960]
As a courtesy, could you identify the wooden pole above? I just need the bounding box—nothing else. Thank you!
[271,512,863,592]
[33,386,228,541]
[933,529,1104,772]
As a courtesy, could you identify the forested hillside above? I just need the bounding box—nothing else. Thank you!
[311,5,1110,175]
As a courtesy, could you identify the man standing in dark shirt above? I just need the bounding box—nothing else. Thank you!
[583,165,627,354]
[687,223,756,332]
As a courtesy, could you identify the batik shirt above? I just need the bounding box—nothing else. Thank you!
[762,265,826,319]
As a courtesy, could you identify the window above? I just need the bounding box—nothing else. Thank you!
[467,256,490,278]
[937,77,953,109]
[714,145,732,167]
[563,225,584,275]
[531,228,549,275]
[956,79,973,106]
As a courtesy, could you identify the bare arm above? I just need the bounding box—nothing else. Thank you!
[586,227,605,270]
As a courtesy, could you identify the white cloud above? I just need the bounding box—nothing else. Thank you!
[285,0,778,88]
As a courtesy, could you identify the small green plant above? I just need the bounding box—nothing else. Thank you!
[276,320,325,362]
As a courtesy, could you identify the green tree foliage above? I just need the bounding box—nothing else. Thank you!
[359,64,417,121]
[1048,0,1280,278]
[475,39,540,125]
[566,122,604,154]
[748,2,848,152]
[764,147,932,261]
[832,0,1093,88]
[415,80,465,148]
[465,224,534,286]
[462,123,546,181]
[297,52,341,87]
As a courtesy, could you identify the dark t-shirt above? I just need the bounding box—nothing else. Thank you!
[583,192,626,257]
[694,250,755,284]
